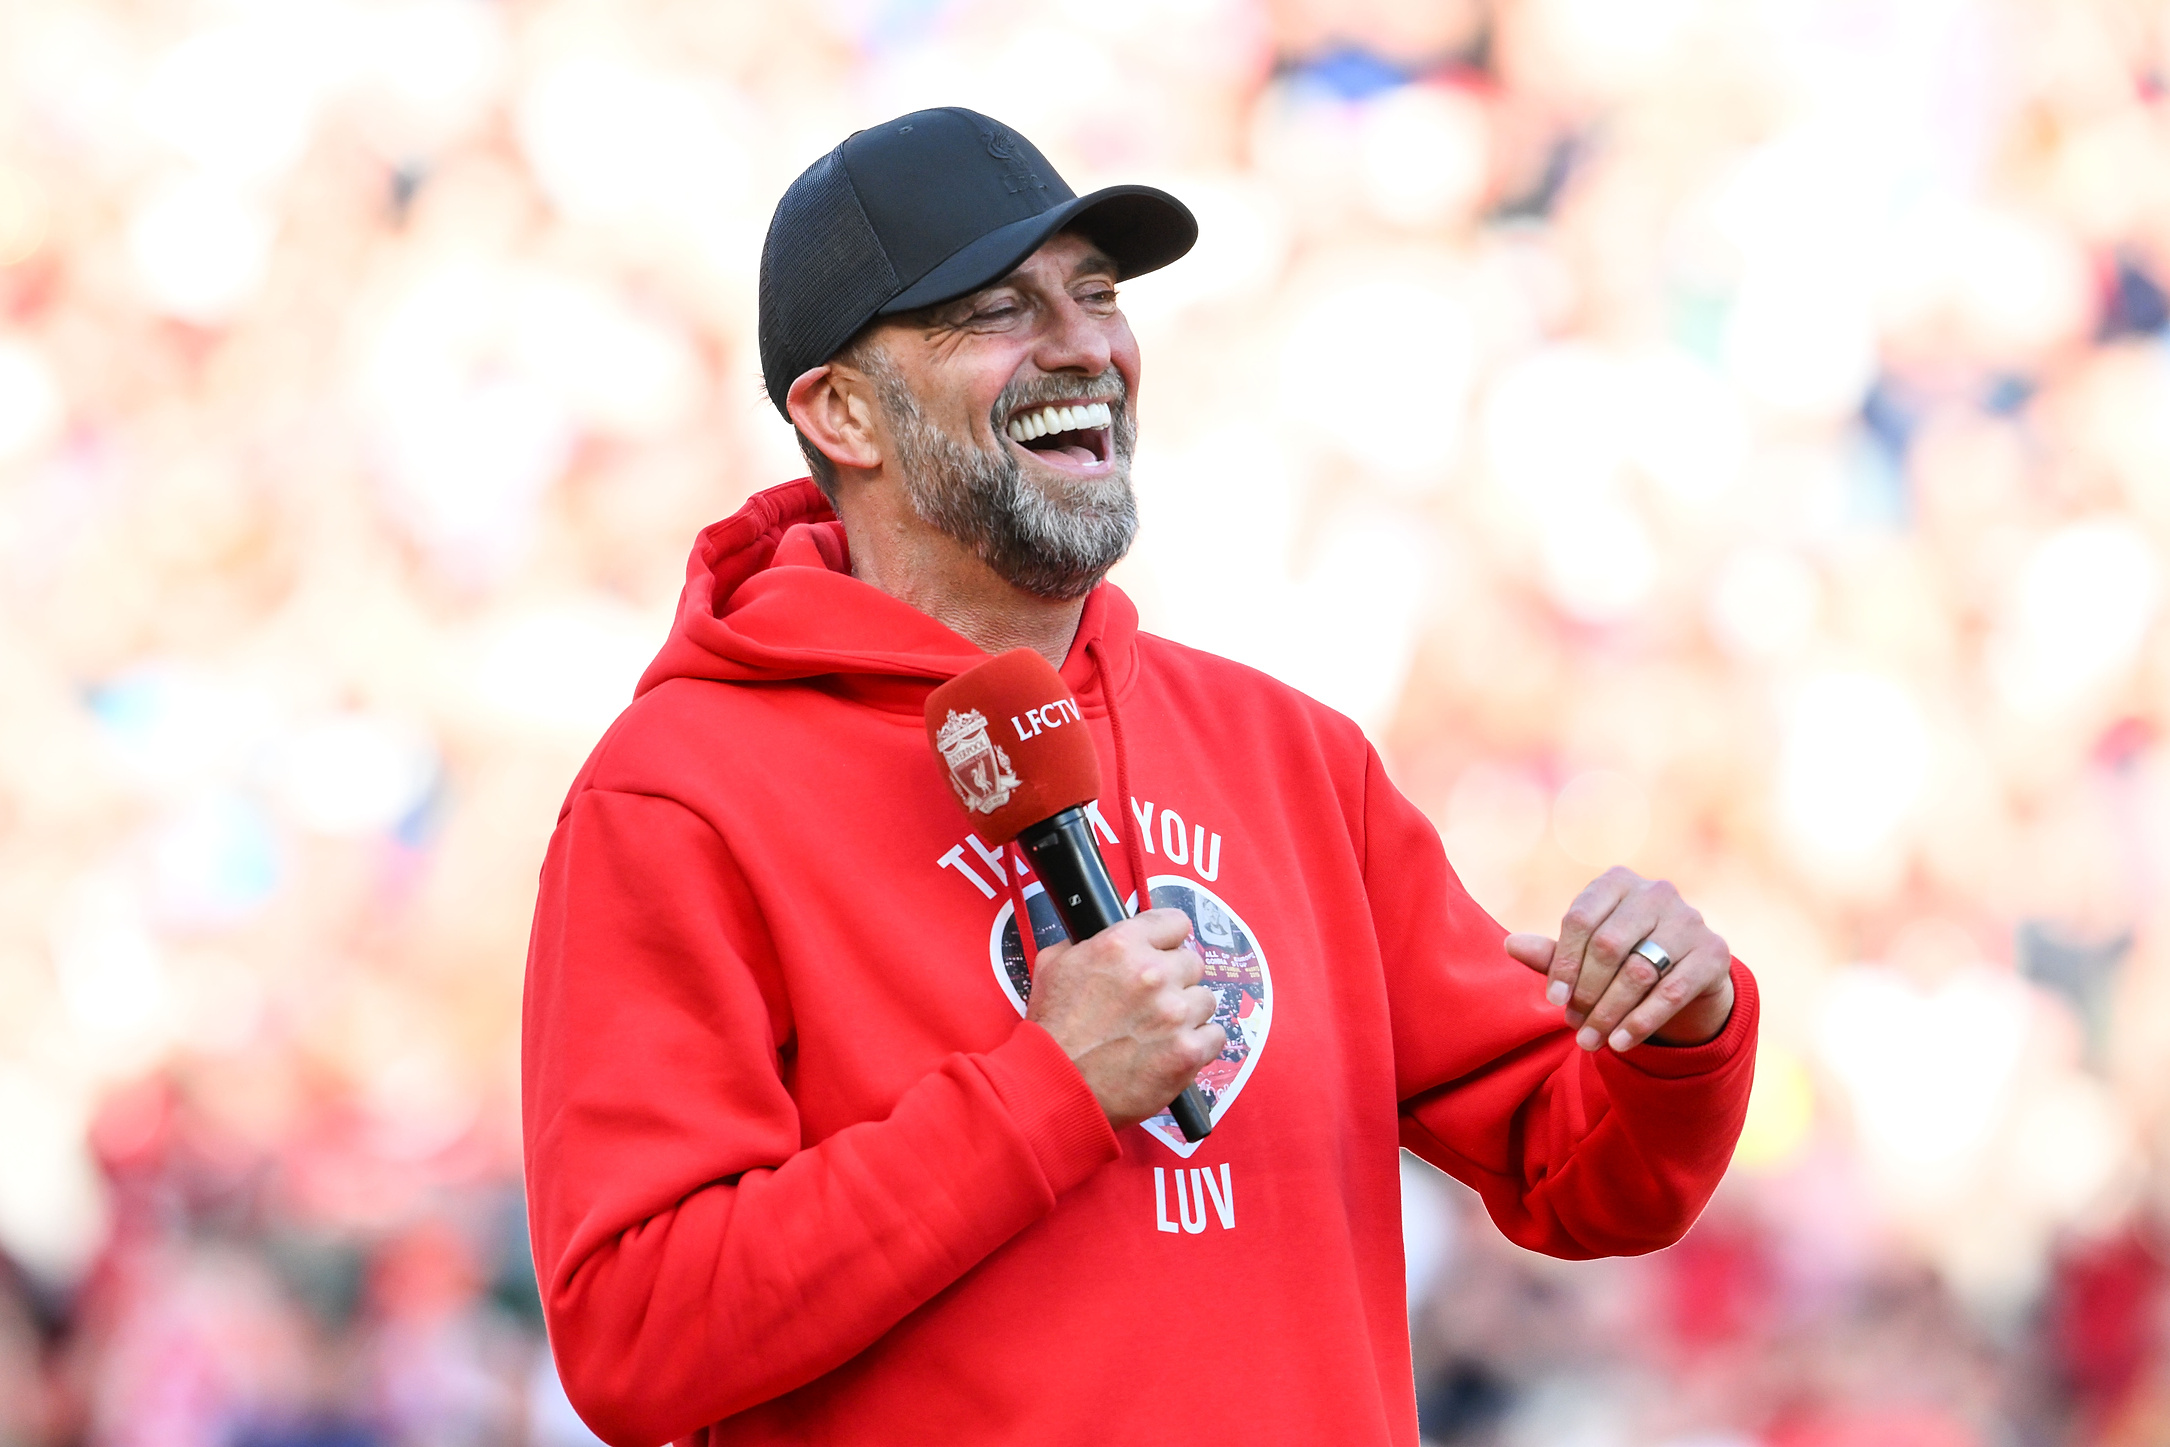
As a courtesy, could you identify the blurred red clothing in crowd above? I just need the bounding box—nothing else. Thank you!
[2049,1224,2169,1440]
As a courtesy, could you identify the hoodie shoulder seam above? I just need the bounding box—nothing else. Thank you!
[562,781,739,856]
[565,784,791,1048]
[569,785,773,932]
[1133,631,1371,737]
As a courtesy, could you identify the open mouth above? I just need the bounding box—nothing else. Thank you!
[1003,400,1115,473]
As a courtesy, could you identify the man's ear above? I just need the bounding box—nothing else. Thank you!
[786,364,883,475]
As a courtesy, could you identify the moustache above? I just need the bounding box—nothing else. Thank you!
[987,369,1128,433]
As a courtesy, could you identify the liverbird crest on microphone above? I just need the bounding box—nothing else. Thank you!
[936,708,1020,815]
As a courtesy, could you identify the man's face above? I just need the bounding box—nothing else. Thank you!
[857,232,1144,601]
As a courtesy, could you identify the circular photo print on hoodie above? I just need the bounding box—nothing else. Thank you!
[991,875,1274,1157]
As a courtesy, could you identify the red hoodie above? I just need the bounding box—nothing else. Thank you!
[522,480,1758,1447]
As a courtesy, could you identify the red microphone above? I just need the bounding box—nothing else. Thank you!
[925,649,1213,1143]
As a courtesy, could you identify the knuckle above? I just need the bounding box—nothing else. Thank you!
[1621,959,1657,991]
[1125,912,1170,946]
[1563,907,1600,935]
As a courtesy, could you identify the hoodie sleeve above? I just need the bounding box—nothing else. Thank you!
[522,786,1119,1447]
[1361,747,1759,1259]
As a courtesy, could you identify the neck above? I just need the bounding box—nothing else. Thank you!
[833,477,1087,669]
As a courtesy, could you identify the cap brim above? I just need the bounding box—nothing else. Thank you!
[877,184,1197,316]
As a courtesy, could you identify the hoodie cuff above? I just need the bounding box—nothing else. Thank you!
[977,1021,1121,1196]
[1617,959,1759,1080]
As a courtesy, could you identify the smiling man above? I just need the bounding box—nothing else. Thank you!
[522,108,1759,1447]
[787,229,1140,631]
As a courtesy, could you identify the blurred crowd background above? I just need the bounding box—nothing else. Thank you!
[2,0,2169,1443]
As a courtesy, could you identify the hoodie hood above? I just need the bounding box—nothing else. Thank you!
[635,479,1139,713]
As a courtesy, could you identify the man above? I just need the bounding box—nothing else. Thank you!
[522,108,1756,1447]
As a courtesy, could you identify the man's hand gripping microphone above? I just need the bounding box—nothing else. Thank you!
[925,650,1216,1142]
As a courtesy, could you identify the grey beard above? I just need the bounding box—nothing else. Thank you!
[865,355,1138,602]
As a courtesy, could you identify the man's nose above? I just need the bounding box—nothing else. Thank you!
[1032,294,1116,376]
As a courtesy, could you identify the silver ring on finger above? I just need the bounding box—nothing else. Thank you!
[1630,937,1674,977]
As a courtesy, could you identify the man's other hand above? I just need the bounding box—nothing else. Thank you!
[1505,866,1735,1052]
[1026,907,1227,1129]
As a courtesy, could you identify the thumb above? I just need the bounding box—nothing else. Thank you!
[1504,933,1556,973]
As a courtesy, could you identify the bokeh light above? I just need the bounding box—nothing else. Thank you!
[2,0,2169,1443]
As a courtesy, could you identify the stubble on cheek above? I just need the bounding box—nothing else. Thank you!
[866,353,1141,602]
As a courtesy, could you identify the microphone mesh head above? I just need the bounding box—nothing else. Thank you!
[924,648,1102,845]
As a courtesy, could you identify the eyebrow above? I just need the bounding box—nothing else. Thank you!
[916,248,1123,328]
[1071,250,1120,281]
[988,248,1120,293]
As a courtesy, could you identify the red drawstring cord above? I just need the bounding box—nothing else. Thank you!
[1017,637,1141,988]
[1007,850,1039,977]
[1086,638,1151,913]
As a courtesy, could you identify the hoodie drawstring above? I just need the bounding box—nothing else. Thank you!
[1086,638,1151,915]
[1007,853,1040,979]
[1016,638,1142,993]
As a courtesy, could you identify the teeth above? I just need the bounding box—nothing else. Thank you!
[1005,401,1114,442]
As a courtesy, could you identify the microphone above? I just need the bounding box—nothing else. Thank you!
[925,648,1213,1143]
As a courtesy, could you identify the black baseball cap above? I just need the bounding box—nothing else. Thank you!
[757,107,1197,419]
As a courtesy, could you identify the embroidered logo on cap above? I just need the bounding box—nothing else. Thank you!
[980,122,1045,196]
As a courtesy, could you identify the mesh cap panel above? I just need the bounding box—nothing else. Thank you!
[757,149,899,413]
